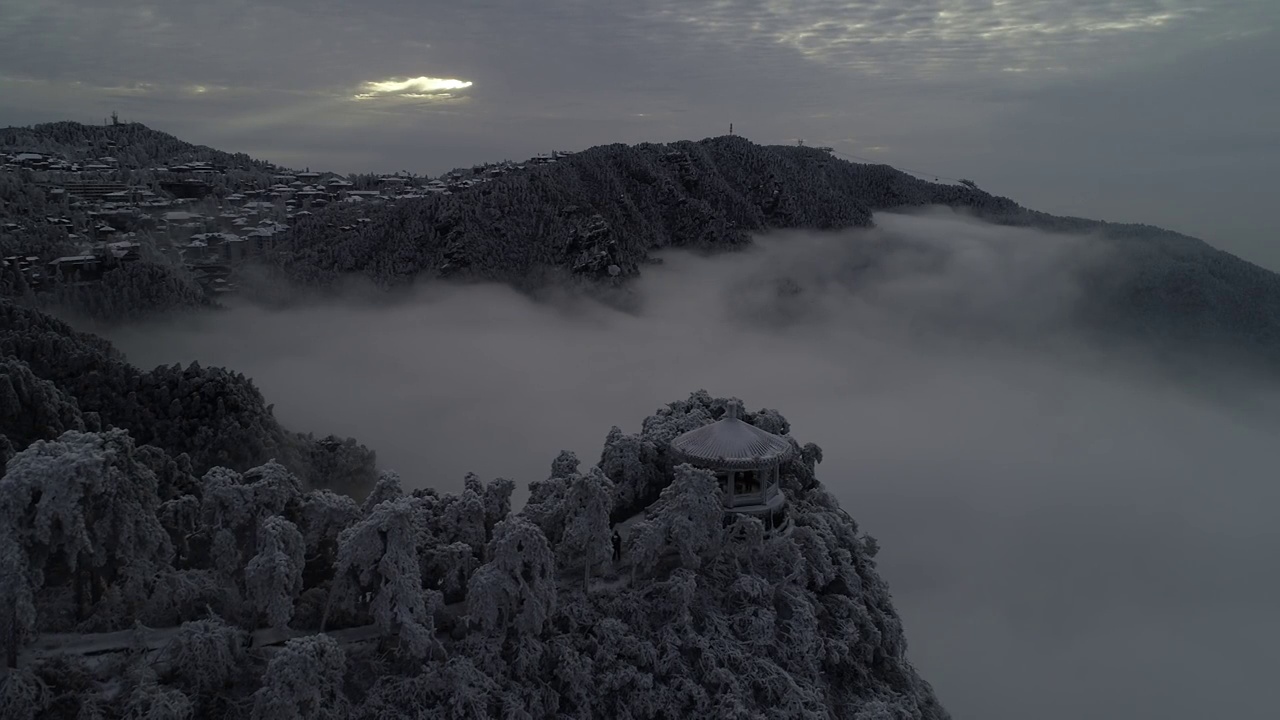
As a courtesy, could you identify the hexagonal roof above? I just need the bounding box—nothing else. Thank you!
[669,399,793,470]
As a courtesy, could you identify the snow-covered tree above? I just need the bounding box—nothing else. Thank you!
[549,449,580,479]
[251,634,348,720]
[467,516,556,636]
[326,497,440,658]
[156,494,199,567]
[0,430,172,630]
[297,488,361,585]
[556,467,615,588]
[0,666,48,720]
[520,455,576,544]
[599,427,663,517]
[198,462,304,619]
[156,616,246,697]
[244,515,305,631]
[481,476,515,536]
[439,487,488,556]
[120,681,193,720]
[627,463,725,578]
[360,470,401,514]
[0,533,36,668]
[423,540,475,603]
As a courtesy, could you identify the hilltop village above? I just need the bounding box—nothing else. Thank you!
[0,123,572,297]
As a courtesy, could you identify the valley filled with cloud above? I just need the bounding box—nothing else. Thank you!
[106,209,1280,719]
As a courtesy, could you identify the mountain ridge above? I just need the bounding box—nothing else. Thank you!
[268,133,1280,372]
[1,120,281,173]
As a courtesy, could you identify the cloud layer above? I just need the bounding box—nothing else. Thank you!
[353,76,474,101]
[103,210,1280,719]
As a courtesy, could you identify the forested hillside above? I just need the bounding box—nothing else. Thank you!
[275,137,1014,289]
[272,136,1280,370]
[0,121,277,172]
[0,301,376,494]
[0,390,946,719]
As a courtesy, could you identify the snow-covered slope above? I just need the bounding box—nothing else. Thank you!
[0,391,947,719]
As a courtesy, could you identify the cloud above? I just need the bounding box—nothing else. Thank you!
[101,209,1280,720]
[636,0,1256,81]
[352,76,474,102]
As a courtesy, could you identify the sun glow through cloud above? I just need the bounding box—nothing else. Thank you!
[353,76,473,101]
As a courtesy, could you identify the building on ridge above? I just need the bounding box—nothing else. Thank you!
[669,399,792,530]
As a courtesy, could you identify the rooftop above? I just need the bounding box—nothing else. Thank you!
[669,400,793,470]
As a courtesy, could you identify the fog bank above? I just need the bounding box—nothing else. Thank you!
[106,209,1280,720]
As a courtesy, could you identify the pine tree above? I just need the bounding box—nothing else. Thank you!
[556,467,615,589]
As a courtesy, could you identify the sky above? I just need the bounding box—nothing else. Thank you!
[105,209,1280,720]
[0,0,1277,267]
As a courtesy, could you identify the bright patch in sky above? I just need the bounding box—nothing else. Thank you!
[353,76,473,100]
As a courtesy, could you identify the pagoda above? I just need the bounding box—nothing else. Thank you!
[669,399,792,529]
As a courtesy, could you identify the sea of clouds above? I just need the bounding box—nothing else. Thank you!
[107,208,1280,720]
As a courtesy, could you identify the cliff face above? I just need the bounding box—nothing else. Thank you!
[0,390,948,719]
[272,136,1280,372]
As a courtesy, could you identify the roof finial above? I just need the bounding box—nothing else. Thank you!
[724,399,743,420]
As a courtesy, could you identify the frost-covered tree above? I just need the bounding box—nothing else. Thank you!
[467,516,556,636]
[519,451,580,545]
[481,476,515,536]
[326,497,440,657]
[438,487,488,557]
[461,472,515,539]
[423,540,475,604]
[244,515,305,631]
[0,666,48,720]
[360,470,401,514]
[155,616,246,698]
[120,680,193,720]
[297,488,361,586]
[0,430,172,633]
[200,464,301,543]
[599,427,663,518]
[251,634,348,720]
[556,467,615,588]
[156,494,200,568]
[627,463,725,578]
[0,357,85,448]
[0,535,36,667]
[197,462,303,624]
[549,449,580,479]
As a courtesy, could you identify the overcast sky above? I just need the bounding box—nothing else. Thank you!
[1,0,1277,264]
